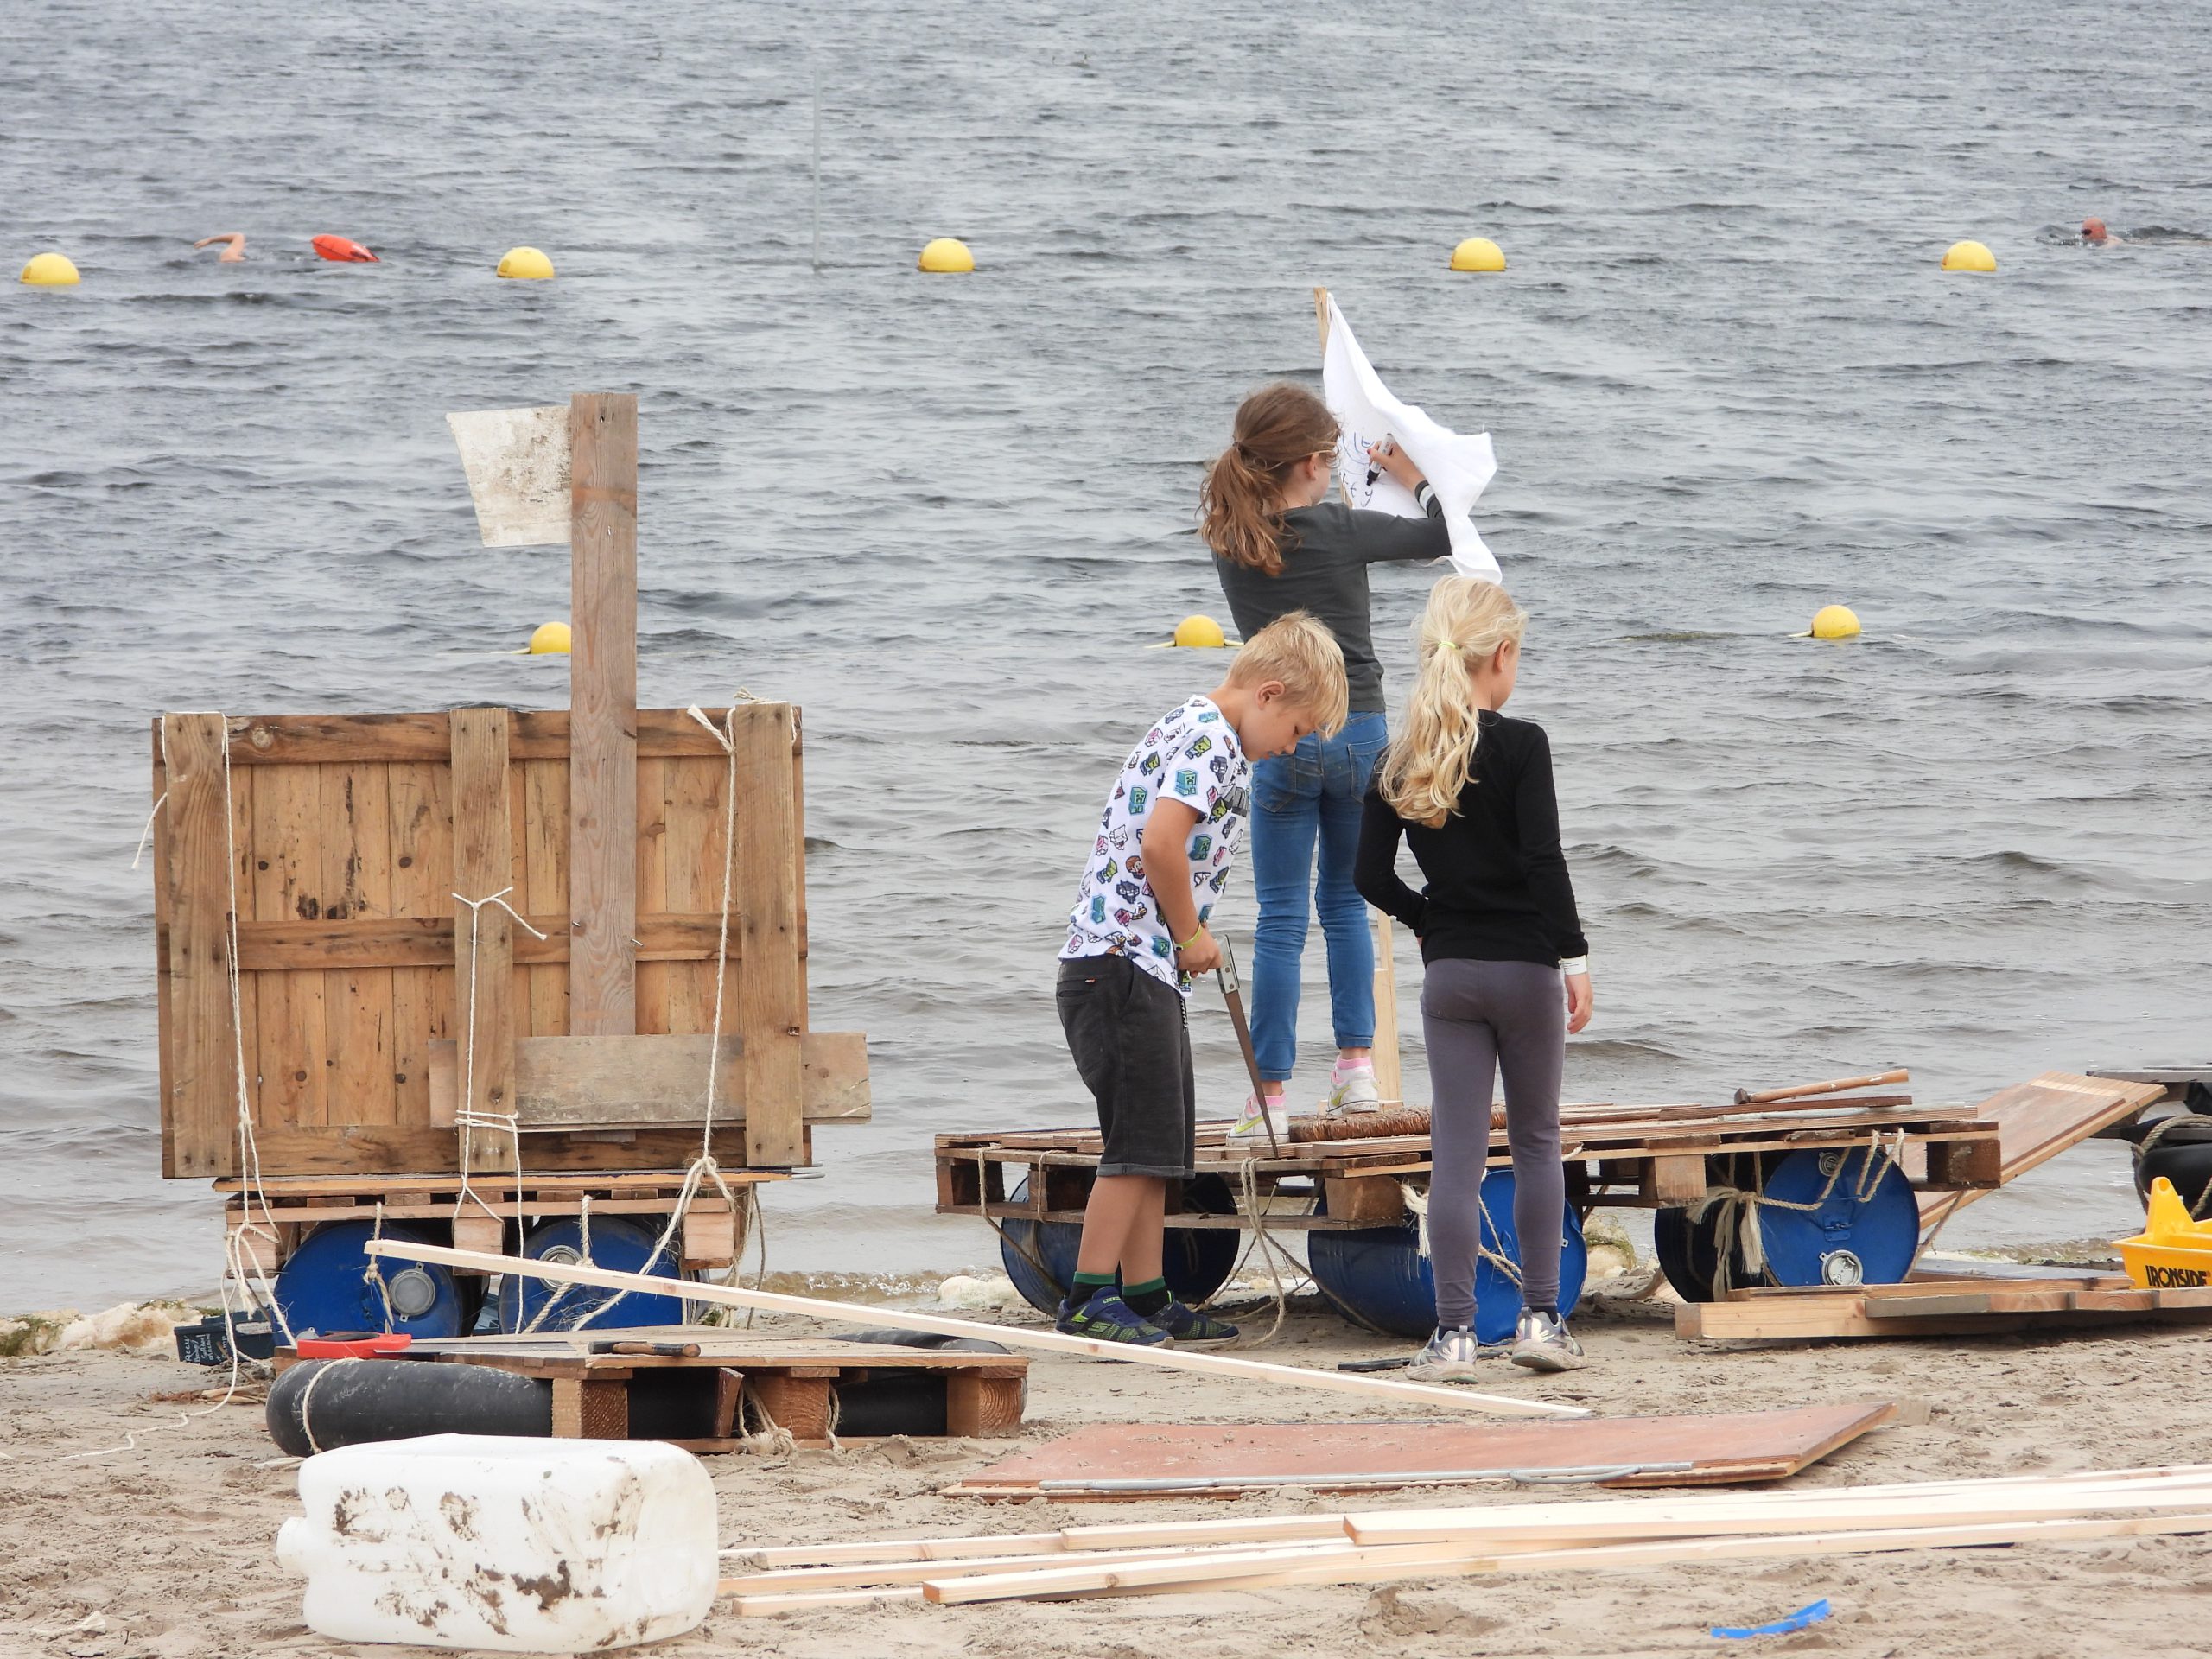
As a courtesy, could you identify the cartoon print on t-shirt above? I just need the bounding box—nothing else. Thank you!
[1059,695,1253,995]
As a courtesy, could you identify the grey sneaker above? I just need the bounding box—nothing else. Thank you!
[1406,1325,1481,1382]
[1325,1065,1382,1116]
[1509,1308,1586,1372]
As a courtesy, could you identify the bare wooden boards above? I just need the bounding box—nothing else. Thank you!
[942,1402,1894,1500]
[1678,1276,2212,1342]
[1918,1071,2170,1227]
[424,1031,870,1128]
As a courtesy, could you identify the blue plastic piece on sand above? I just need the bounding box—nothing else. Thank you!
[1712,1599,1832,1640]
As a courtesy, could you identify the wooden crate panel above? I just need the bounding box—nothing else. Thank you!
[155,706,834,1179]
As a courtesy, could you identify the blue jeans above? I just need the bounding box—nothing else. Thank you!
[1247,710,1390,1082]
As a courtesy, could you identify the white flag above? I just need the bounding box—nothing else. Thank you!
[1320,296,1501,582]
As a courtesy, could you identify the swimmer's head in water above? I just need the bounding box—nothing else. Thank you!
[2082,218,2109,244]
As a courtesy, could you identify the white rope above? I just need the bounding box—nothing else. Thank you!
[448,885,548,1319]
[1399,1180,1433,1259]
[524,698,755,1334]
[130,791,167,871]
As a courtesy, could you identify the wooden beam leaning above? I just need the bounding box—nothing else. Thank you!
[364,1238,1583,1418]
[568,391,640,1038]
[161,712,240,1178]
[449,708,516,1133]
[731,702,806,1166]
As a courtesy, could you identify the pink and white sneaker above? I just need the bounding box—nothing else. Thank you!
[1325,1060,1382,1116]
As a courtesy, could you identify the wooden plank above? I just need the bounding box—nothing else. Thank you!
[160,713,240,1178]
[1920,1073,2172,1226]
[568,391,639,1039]
[945,1405,1891,1499]
[944,1373,1027,1439]
[386,759,451,1129]
[634,755,671,1035]
[522,756,570,1039]
[321,762,398,1128]
[790,709,810,1018]
[245,1124,756,1175]
[216,709,749,766]
[369,1238,1584,1418]
[1322,1175,1406,1224]
[252,755,328,1129]
[450,1031,870,1127]
[449,708,516,1133]
[192,912,729,972]
[1643,1154,1707,1203]
[732,703,805,1166]
[661,754,730,1036]
[1370,912,1403,1104]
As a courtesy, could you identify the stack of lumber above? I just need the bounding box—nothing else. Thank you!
[718,1465,2212,1613]
[1678,1264,2212,1342]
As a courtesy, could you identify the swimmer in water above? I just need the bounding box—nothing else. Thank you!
[2082,218,2118,246]
[193,232,247,263]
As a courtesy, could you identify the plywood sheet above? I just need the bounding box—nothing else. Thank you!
[943,1403,1894,1499]
[1918,1072,2170,1226]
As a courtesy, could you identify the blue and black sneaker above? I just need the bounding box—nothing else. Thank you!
[1055,1290,1173,1346]
[1148,1300,1239,1344]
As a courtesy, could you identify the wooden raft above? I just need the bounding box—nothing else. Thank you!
[937,1096,2000,1232]
[274,1329,1029,1448]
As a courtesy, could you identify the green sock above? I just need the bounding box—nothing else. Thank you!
[1122,1277,1171,1317]
[1071,1272,1116,1306]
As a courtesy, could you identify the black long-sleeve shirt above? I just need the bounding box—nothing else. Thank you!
[1354,709,1588,968]
[1212,493,1448,715]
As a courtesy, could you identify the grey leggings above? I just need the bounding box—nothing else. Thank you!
[1421,957,1567,1327]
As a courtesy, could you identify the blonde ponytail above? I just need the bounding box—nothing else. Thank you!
[1378,577,1529,828]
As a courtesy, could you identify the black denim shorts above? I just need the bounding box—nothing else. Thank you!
[1056,954,1196,1179]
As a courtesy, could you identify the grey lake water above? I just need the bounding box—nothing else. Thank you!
[3,0,2208,1312]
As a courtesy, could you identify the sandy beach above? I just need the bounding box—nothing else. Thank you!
[8,1287,2212,1659]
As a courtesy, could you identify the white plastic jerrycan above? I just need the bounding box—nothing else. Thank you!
[277,1433,718,1652]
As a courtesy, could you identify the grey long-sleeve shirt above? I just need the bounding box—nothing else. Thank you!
[1210,493,1447,715]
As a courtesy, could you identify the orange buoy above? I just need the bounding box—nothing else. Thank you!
[312,235,378,264]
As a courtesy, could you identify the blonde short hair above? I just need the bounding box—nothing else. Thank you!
[1227,610,1349,737]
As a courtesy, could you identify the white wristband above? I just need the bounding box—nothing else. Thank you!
[1559,957,1589,976]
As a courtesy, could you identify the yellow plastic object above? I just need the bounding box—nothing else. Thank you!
[1448,237,1506,272]
[1809,604,1862,640]
[498,246,556,280]
[918,238,975,273]
[20,251,80,286]
[1172,614,1229,649]
[526,620,572,655]
[1941,239,1997,273]
[2118,1179,2212,1290]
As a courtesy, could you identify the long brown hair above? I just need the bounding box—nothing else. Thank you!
[1199,383,1339,576]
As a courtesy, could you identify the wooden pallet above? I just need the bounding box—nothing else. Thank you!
[1676,1266,2212,1342]
[274,1328,1029,1447]
[218,1170,791,1274]
[936,1097,2000,1232]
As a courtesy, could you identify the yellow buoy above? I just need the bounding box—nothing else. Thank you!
[498,246,556,280]
[20,251,81,286]
[1449,237,1507,272]
[526,620,572,655]
[1809,605,1862,640]
[1173,614,1229,649]
[918,238,975,273]
[1941,240,1997,273]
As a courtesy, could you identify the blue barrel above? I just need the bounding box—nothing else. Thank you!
[274,1219,473,1341]
[497,1215,687,1332]
[1306,1171,1588,1345]
[997,1174,1241,1316]
[1753,1147,1918,1287]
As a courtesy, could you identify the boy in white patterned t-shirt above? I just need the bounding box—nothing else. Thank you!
[1054,613,1349,1346]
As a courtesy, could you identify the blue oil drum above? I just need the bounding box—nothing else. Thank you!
[997,1174,1241,1316]
[1752,1147,1918,1287]
[496,1214,687,1332]
[1306,1171,1588,1344]
[273,1219,473,1341]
